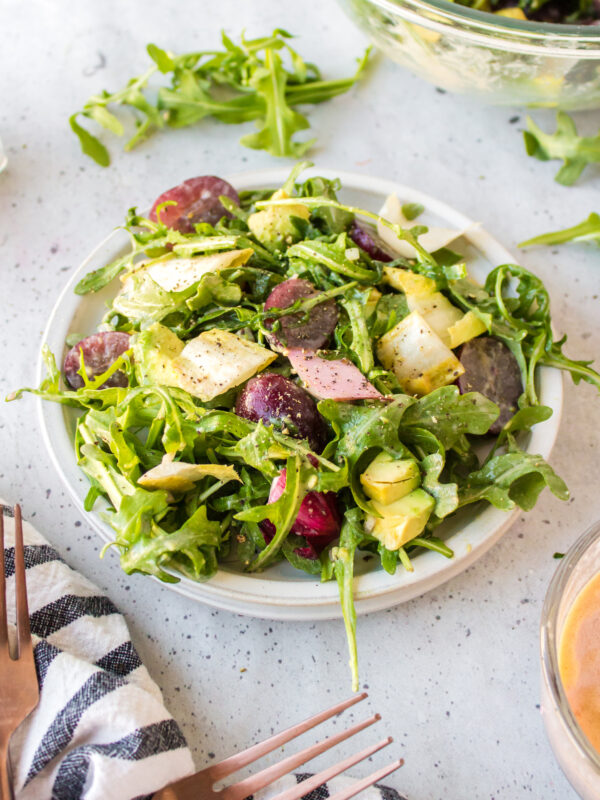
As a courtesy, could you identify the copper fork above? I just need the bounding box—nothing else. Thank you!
[153,693,403,800]
[0,506,40,800]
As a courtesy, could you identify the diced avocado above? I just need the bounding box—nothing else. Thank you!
[360,453,420,505]
[171,329,277,401]
[366,489,435,551]
[138,453,240,493]
[447,311,487,349]
[133,323,184,387]
[407,292,463,347]
[495,7,526,18]
[377,311,464,395]
[247,189,310,251]
[364,287,382,319]
[383,267,437,296]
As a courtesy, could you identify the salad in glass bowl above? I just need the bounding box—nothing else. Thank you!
[338,0,600,109]
[12,164,599,689]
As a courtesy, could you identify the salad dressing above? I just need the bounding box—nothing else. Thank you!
[559,571,600,754]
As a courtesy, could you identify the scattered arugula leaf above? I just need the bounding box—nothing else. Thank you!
[524,112,600,186]
[520,212,600,248]
[71,31,371,164]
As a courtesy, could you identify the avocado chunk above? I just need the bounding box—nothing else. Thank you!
[134,323,184,387]
[366,488,435,551]
[382,267,436,297]
[364,287,382,319]
[447,311,487,349]
[360,453,420,505]
[247,189,310,251]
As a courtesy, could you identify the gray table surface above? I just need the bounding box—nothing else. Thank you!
[2,1,600,798]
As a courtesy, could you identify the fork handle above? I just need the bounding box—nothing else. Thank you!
[0,737,14,800]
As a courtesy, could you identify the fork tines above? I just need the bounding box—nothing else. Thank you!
[1,505,33,660]
[0,505,40,797]
[154,692,403,800]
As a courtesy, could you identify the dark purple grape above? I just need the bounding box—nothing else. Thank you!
[235,373,328,452]
[349,221,393,262]
[149,176,240,232]
[63,331,132,390]
[458,337,523,435]
[264,278,338,351]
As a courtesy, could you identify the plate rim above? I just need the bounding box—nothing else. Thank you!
[36,166,564,620]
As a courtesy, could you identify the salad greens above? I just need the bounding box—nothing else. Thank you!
[451,0,599,24]
[12,165,596,692]
[70,30,371,166]
[524,113,600,186]
[520,212,600,248]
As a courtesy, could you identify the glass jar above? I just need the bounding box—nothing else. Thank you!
[541,520,600,799]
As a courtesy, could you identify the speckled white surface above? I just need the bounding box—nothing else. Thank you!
[2,1,600,798]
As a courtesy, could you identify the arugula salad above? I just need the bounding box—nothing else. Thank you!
[451,0,600,24]
[13,165,600,689]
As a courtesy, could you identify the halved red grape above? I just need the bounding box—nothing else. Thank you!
[149,176,240,233]
[260,469,341,557]
[264,278,338,351]
[63,331,132,390]
[349,221,393,262]
[458,337,523,434]
[235,373,328,453]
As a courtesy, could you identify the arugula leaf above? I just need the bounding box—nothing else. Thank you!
[368,293,410,338]
[400,387,499,450]
[524,112,600,186]
[240,48,313,157]
[288,234,379,282]
[520,212,600,248]
[421,452,459,519]
[299,176,354,233]
[147,43,175,74]
[332,508,365,692]
[284,46,371,105]
[236,455,313,570]
[458,444,568,511]
[118,503,221,582]
[319,396,416,468]
[69,114,110,167]
[340,292,374,374]
[282,535,323,574]
[71,31,371,164]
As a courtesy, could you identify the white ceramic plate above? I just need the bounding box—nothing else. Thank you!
[37,168,563,621]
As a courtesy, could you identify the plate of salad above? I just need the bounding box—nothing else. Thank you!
[17,164,594,688]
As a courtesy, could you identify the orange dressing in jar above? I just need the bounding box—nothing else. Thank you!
[559,571,600,754]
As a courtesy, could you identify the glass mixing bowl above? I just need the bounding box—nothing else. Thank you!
[540,520,600,799]
[338,0,600,109]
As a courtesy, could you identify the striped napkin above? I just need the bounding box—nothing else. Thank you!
[2,505,405,800]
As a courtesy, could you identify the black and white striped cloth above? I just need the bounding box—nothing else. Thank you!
[2,505,405,800]
[2,504,193,799]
